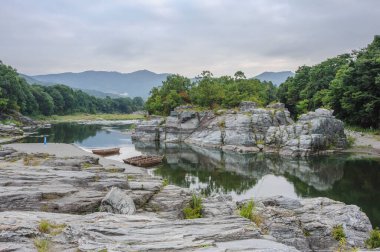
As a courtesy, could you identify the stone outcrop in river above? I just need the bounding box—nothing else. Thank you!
[133,102,347,156]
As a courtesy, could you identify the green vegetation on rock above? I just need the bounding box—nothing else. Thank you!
[183,194,202,219]
[365,228,380,249]
[332,224,346,241]
[146,71,277,116]
[239,199,263,226]
[34,238,50,252]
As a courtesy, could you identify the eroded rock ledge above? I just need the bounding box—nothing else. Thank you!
[133,102,347,156]
[0,146,373,251]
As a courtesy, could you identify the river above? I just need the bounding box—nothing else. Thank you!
[20,122,380,227]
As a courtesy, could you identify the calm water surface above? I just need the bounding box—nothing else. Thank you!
[21,122,380,227]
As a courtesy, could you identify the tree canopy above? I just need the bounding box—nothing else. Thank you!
[145,71,277,115]
[278,36,380,128]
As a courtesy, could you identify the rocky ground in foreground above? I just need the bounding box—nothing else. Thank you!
[0,144,374,251]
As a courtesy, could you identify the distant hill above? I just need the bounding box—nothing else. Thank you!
[253,71,294,86]
[31,70,170,98]
[19,73,122,98]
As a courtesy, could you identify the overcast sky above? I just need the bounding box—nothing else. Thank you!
[0,0,379,77]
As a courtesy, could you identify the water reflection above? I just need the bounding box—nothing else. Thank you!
[134,141,380,227]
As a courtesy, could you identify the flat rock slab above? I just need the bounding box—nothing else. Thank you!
[0,211,301,251]
[6,143,147,175]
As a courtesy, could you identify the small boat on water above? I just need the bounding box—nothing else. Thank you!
[92,147,120,156]
[123,155,164,167]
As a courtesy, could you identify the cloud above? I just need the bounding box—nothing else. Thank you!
[0,0,379,77]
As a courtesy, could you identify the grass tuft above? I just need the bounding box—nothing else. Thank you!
[162,178,169,187]
[38,219,66,235]
[34,238,50,252]
[239,199,263,227]
[332,224,346,241]
[183,194,202,219]
[365,228,380,248]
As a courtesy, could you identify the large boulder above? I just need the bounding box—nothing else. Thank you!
[99,187,136,215]
[251,196,372,251]
[265,109,346,156]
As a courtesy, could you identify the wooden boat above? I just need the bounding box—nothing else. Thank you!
[123,155,164,167]
[92,147,120,156]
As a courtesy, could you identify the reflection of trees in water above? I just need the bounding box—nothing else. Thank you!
[135,141,380,227]
[22,123,101,143]
[287,158,380,228]
[135,142,347,196]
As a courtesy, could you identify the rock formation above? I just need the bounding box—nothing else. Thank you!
[0,145,373,251]
[133,102,347,156]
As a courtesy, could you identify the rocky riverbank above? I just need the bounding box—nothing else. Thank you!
[132,102,347,157]
[0,143,374,251]
[0,110,42,144]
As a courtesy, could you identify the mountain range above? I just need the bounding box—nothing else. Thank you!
[253,71,294,86]
[21,70,293,99]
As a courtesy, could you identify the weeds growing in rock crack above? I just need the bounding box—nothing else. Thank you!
[34,238,50,252]
[365,228,380,248]
[332,224,346,241]
[239,199,263,227]
[183,193,202,219]
[38,219,66,235]
[162,178,169,186]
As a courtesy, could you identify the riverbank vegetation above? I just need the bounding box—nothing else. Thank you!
[0,61,144,117]
[278,36,380,128]
[35,113,145,122]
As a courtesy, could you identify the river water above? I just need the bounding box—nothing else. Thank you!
[20,122,380,227]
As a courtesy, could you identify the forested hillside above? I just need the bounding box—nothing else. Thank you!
[278,36,380,128]
[0,62,144,116]
[145,71,277,115]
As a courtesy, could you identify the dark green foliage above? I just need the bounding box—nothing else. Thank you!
[0,61,144,116]
[278,36,380,127]
[146,71,277,115]
[366,228,380,248]
[183,194,202,219]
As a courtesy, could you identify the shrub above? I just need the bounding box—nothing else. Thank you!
[365,228,380,248]
[332,224,346,241]
[183,194,202,219]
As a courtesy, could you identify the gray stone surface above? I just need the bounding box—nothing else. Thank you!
[133,105,345,156]
[248,196,373,251]
[100,187,136,214]
[0,211,300,252]
[0,144,373,251]
[0,124,23,137]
